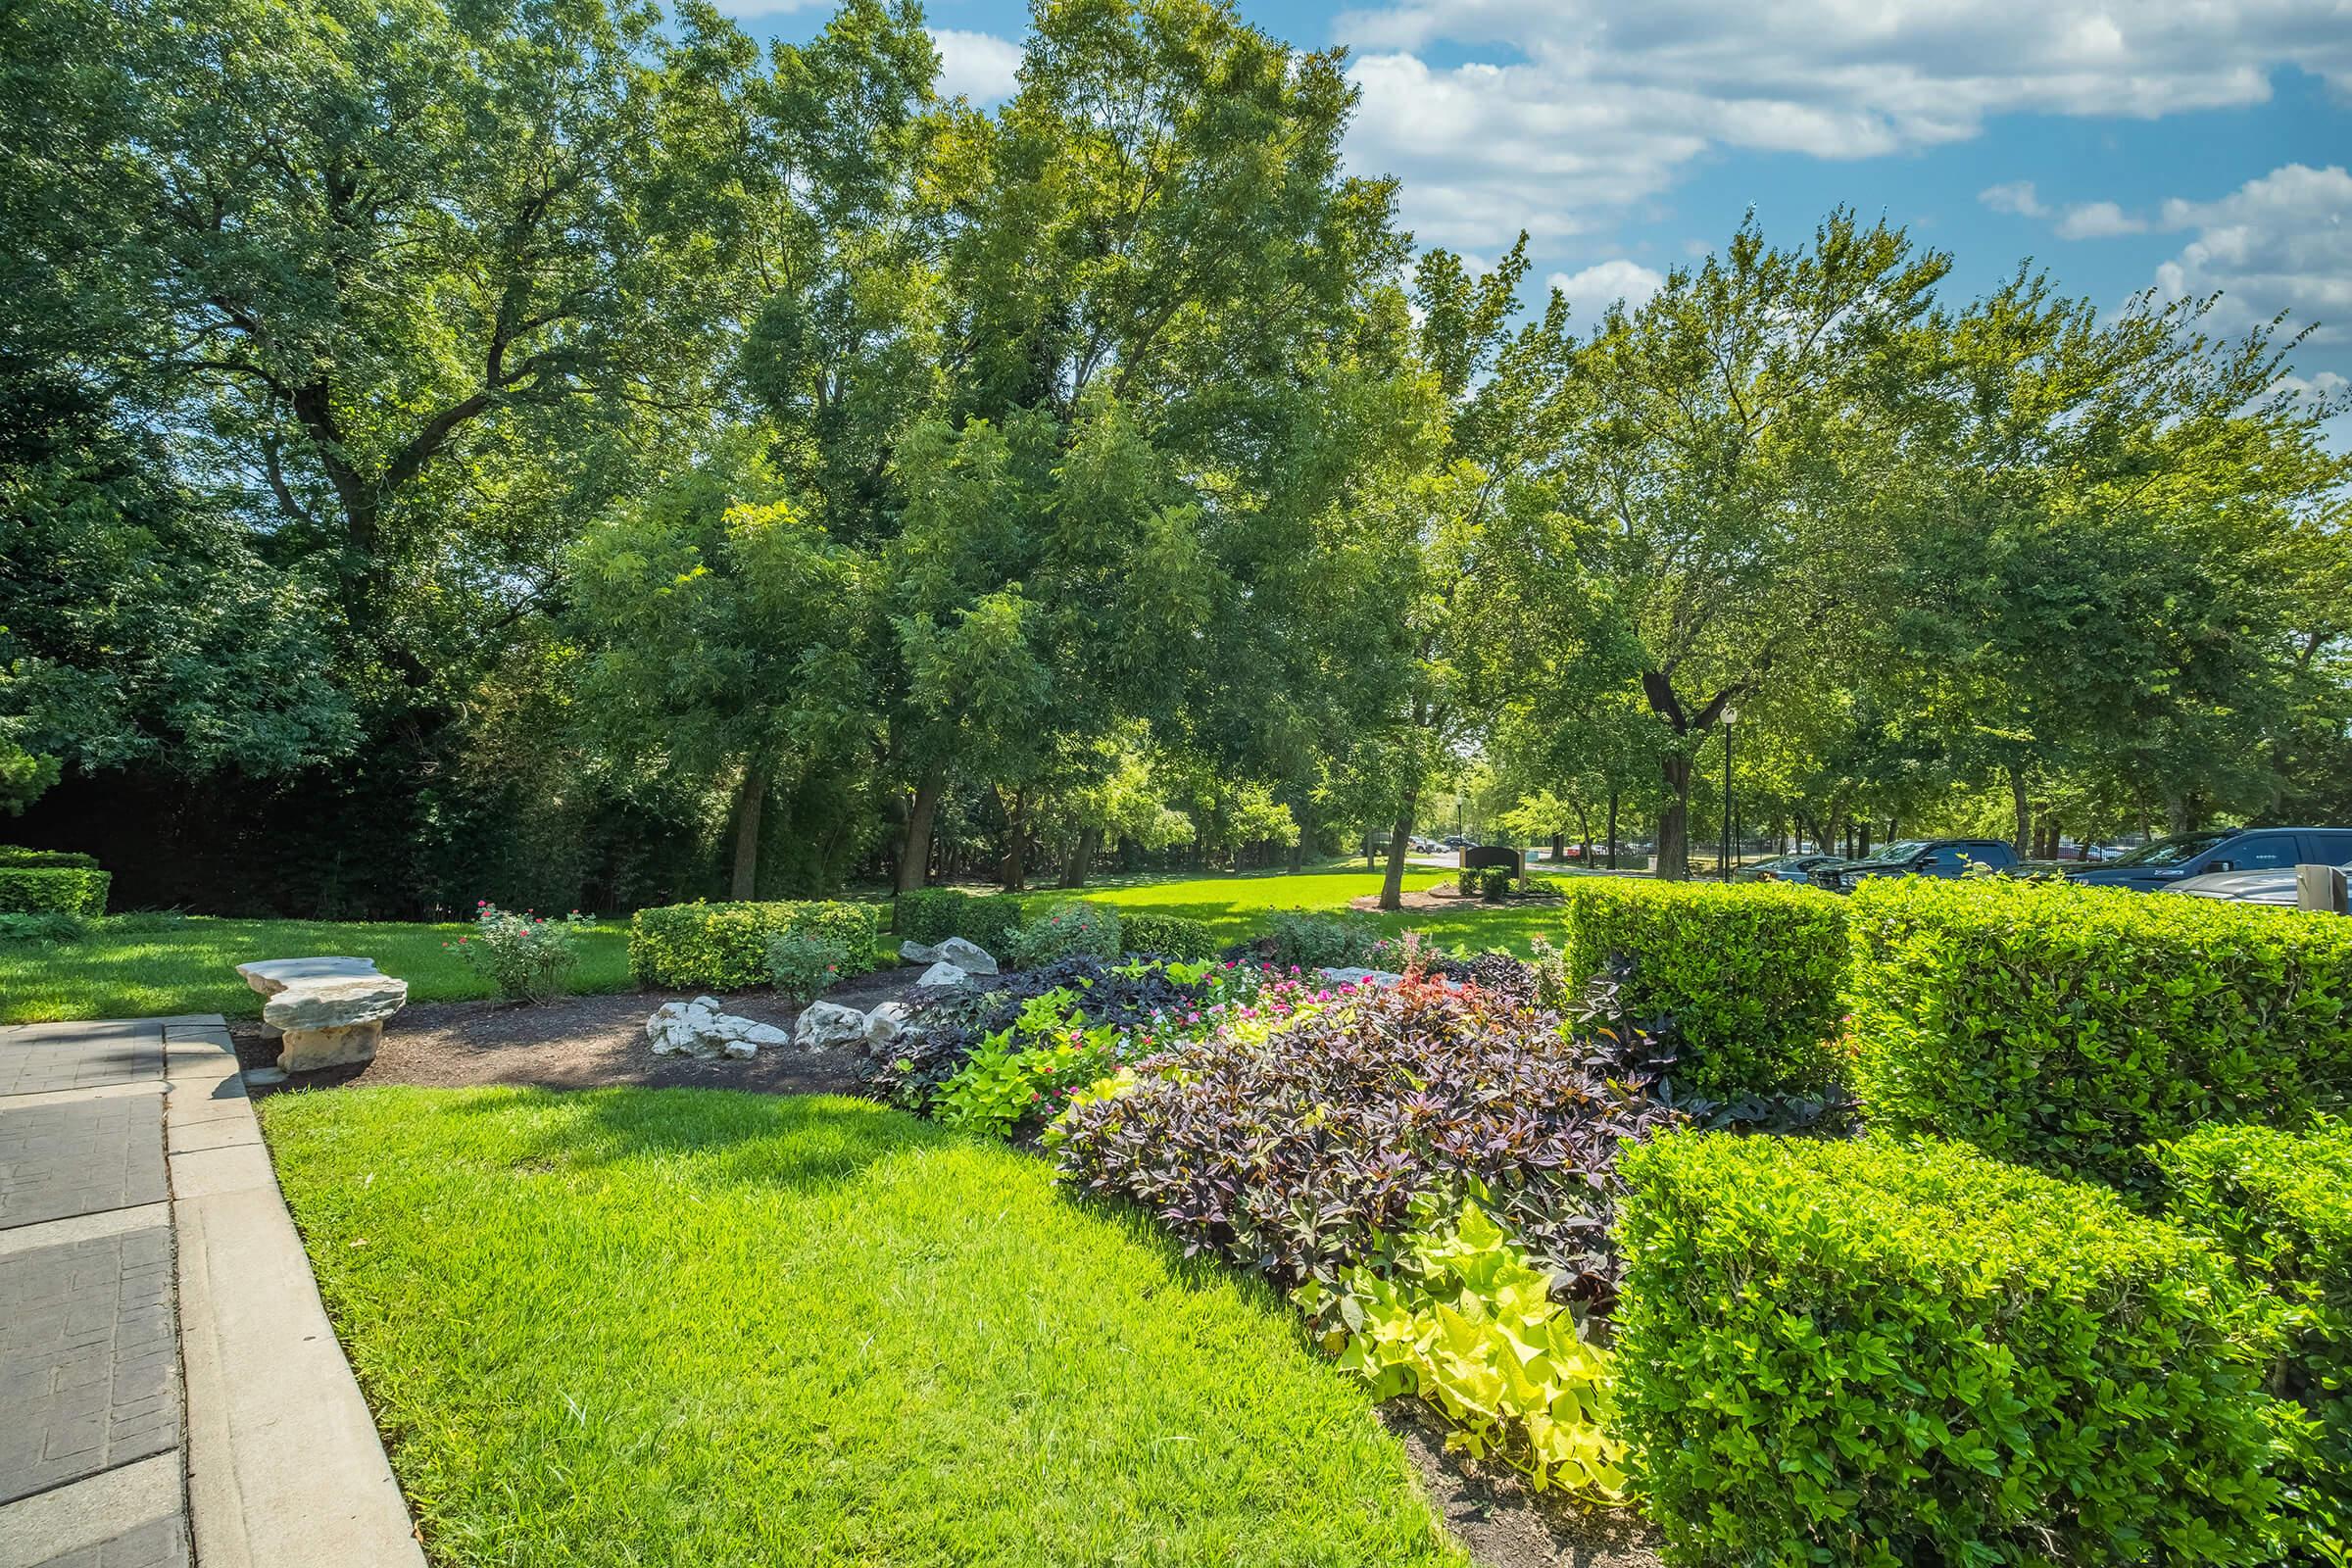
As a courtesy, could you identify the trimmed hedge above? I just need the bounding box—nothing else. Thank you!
[1617,1132,2284,1566]
[2158,1121,2352,1563]
[0,865,111,916]
[1006,901,1121,968]
[1847,877,2352,1190]
[1558,878,1846,1097]
[891,888,1026,959]
[1117,911,1217,962]
[628,900,879,990]
[0,846,98,868]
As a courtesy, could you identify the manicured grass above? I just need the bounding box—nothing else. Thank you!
[262,1088,1466,1568]
[1084,868,1579,956]
[0,913,634,1025]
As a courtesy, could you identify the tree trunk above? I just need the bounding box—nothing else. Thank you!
[730,761,767,901]
[894,766,945,894]
[1654,755,1691,879]
[1606,791,1619,870]
[1551,831,1566,864]
[2010,767,2033,858]
[1060,827,1099,888]
[999,789,1028,891]
[1379,791,1418,911]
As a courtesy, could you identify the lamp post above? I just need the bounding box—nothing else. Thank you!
[1720,707,1739,883]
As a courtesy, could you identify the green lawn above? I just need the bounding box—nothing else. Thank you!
[1084,867,1579,956]
[0,913,635,1025]
[262,1087,1466,1568]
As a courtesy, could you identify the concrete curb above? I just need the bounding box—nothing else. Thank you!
[164,1020,426,1568]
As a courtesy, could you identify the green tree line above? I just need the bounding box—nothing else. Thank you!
[3,0,2345,911]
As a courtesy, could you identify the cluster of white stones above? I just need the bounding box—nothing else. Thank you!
[646,997,792,1060]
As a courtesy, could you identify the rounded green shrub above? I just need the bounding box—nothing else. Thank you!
[1616,1132,2286,1566]
[1117,911,1217,961]
[1006,901,1119,968]
[0,864,111,916]
[629,900,878,990]
[1558,878,1846,1097]
[1846,877,2352,1192]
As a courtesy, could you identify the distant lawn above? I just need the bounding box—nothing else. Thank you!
[262,1088,1465,1568]
[1084,867,1578,956]
[0,913,635,1025]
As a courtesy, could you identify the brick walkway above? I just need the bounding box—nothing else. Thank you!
[0,1016,423,1568]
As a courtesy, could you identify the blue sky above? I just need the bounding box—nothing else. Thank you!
[736,0,2352,440]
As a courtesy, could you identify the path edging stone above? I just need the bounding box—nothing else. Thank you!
[164,1019,426,1568]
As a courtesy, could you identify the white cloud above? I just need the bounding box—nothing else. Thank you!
[929,28,1022,104]
[1547,259,1666,324]
[2053,201,2147,239]
[1333,1,2352,248]
[2151,164,2352,343]
[1979,181,2049,219]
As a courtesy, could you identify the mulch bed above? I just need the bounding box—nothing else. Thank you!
[232,965,916,1100]
[1348,887,1563,912]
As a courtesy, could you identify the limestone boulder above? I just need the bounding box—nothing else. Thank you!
[898,939,938,964]
[862,1001,913,1050]
[260,974,409,1032]
[933,937,998,975]
[915,959,973,990]
[795,1001,869,1052]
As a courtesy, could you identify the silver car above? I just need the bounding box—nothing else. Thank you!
[2164,862,2352,908]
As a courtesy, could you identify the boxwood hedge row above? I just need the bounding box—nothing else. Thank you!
[627,900,879,990]
[1558,878,1847,1097]
[1845,877,2352,1191]
[2157,1120,2351,1563]
[0,864,111,916]
[891,888,1028,957]
[1616,1132,2284,1566]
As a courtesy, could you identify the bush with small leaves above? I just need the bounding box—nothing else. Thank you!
[1615,1132,2285,1566]
[1117,911,1219,961]
[1006,901,1121,968]
[765,930,852,1003]
[448,903,592,1004]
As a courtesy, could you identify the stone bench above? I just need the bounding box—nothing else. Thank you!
[234,956,408,1071]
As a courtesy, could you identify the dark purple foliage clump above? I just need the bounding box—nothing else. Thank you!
[1053,972,1684,1310]
[863,956,1212,1106]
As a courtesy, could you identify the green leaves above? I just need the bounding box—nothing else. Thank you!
[1616,1133,2287,1565]
[1321,1200,1630,1500]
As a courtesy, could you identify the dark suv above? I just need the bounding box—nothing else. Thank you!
[2067,827,2352,893]
[1807,838,2019,893]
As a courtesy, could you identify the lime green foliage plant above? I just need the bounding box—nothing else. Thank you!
[0,863,111,915]
[1559,878,1846,1096]
[933,990,1120,1140]
[1846,876,2352,1190]
[2159,1120,2352,1565]
[1117,911,1218,961]
[628,900,877,990]
[448,903,593,1004]
[765,930,852,1003]
[1006,902,1121,968]
[1616,1132,2284,1566]
[1306,1200,1627,1500]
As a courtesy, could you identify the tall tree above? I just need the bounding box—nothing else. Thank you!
[1551,213,1949,878]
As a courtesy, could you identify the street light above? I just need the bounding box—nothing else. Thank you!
[1720,707,1740,884]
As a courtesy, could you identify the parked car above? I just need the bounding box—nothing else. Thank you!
[1442,834,1472,850]
[2164,860,2352,908]
[1737,853,1838,885]
[1808,838,2019,893]
[2067,827,2352,892]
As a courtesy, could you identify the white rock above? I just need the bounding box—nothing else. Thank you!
[740,1022,791,1049]
[898,939,938,963]
[863,1001,911,1049]
[1318,966,1404,988]
[933,937,998,975]
[795,1001,869,1051]
[691,996,723,1012]
[916,959,972,989]
[236,956,380,996]
[721,1037,759,1060]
